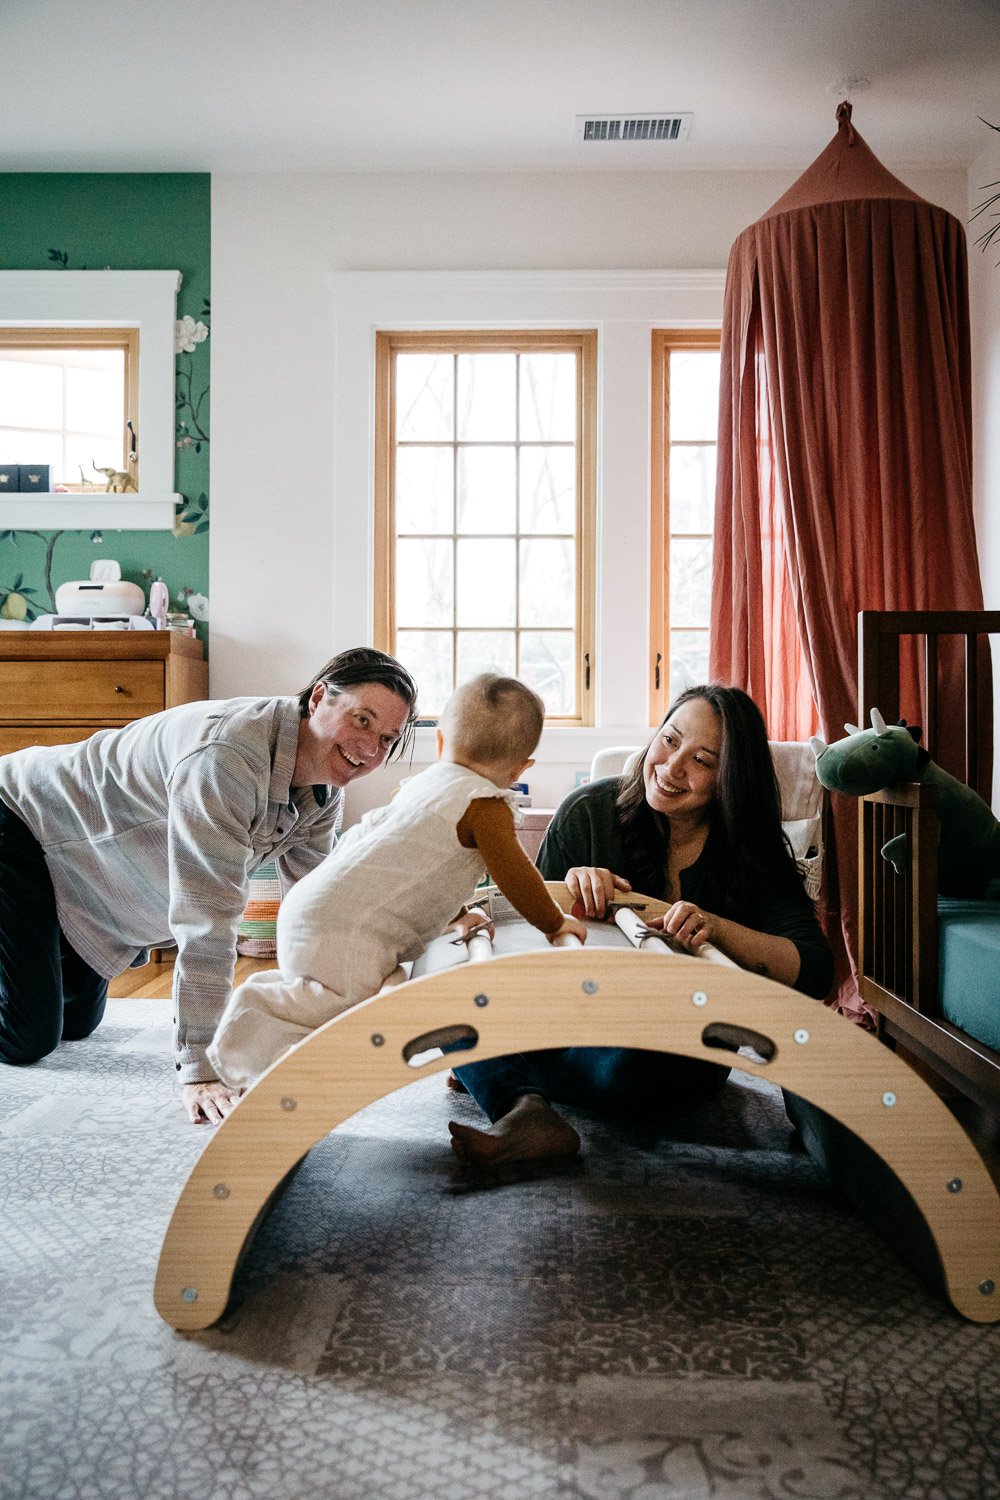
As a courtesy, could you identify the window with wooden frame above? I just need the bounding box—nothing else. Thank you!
[375,329,597,722]
[0,327,139,492]
[649,328,722,724]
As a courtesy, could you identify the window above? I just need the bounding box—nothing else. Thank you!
[375,329,596,722]
[334,270,726,747]
[0,327,139,491]
[649,329,721,723]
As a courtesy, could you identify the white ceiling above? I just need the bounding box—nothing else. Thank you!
[5,0,999,175]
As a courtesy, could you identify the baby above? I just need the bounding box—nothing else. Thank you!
[208,673,586,1087]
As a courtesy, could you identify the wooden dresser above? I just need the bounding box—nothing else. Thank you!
[0,631,208,755]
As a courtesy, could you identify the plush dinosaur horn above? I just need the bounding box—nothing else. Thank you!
[844,722,862,736]
[870,707,888,736]
[809,735,827,760]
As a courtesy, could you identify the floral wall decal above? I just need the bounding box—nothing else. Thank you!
[175,303,210,454]
[0,174,211,646]
[174,314,208,354]
[0,528,106,619]
[173,491,209,538]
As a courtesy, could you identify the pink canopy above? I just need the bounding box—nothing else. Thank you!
[710,103,988,1018]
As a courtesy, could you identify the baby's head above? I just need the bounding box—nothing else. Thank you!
[438,674,545,787]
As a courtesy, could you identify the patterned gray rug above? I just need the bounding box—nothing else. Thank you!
[2,996,998,1500]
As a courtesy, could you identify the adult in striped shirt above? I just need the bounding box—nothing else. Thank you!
[0,647,417,1123]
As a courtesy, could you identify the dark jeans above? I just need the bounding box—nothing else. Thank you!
[0,803,108,1065]
[454,1046,730,1123]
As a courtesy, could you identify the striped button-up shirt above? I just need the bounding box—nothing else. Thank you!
[0,696,341,1083]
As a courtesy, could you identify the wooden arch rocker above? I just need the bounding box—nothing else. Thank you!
[155,885,1000,1330]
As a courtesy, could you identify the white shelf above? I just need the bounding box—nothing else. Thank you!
[0,493,180,531]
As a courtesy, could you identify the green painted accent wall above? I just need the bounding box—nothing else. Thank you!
[0,174,210,644]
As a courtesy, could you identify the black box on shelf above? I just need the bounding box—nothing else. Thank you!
[19,464,50,492]
[0,464,20,491]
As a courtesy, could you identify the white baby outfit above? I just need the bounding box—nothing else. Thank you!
[208,761,509,1086]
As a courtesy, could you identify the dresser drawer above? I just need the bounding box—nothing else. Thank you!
[0,723,132,756]
[0,660,164,722]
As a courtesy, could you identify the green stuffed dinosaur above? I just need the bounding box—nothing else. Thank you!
[810,708,1000,898]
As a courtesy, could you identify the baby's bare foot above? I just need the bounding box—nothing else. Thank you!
[448,1093,580,1165]
[445,1069,468,1093]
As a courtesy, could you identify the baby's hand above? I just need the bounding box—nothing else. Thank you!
[451,907,495,943]
[548,913,587,946]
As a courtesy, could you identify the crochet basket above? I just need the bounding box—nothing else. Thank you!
[236,859,282,958]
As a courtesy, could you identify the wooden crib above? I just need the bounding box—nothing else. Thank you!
[858,609,1000,1118]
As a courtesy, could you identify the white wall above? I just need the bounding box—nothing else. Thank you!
[210,164,968,819]
[968,135,1000,804]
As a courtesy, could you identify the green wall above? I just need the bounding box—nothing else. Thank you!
[0,174,210,642]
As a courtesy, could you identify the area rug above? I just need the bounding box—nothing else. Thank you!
[1,996,997,1500]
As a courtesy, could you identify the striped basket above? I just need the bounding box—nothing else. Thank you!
[236,859,282,958]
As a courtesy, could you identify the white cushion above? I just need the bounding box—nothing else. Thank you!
[589,745,642,782]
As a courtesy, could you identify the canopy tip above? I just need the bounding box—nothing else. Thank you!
[836,99,856,143]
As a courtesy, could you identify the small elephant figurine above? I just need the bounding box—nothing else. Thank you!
[810,708,1000,898]
[93,464,137,493]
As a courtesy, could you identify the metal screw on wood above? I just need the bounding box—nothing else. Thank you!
[692,991,708,1007]
[181,1287,198,1303]
[582,980,599,995]
[794,1029,810,1044]
[947,1178,963,1194]
[370,1034,385,1047]
[280,1096,298,1110]
[980,1280,996,1296]
[474,993,489,1008]
[213,1184,230,1199]
[882,1091,897,1107]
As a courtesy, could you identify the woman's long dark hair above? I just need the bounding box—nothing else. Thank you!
[615,684,808,911]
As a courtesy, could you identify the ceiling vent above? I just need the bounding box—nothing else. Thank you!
[575,112,692,143]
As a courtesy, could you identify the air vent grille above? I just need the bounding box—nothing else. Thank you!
[575,113,692,143]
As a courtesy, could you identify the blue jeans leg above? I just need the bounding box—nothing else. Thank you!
[455,1046,729,1123]
[0,804,108,1064]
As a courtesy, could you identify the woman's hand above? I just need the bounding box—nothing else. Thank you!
[647,900,715,952]
[565,866,632,919]
[182,1079,244,1125]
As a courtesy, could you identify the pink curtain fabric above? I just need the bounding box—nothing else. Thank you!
[710,106,987,1020]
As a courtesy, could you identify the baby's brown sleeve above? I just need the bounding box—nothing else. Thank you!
[458,798,565,936]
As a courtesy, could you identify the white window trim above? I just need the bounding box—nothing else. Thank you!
[0,270,181,529]
[332,269,725,757]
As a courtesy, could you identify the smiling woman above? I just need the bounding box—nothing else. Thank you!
[449,683,834,1165]
[0,643,417,1125]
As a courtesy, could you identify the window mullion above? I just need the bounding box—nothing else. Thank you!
[514,352,521,678]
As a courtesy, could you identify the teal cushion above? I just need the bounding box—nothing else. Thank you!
[937,895,1000,1051]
